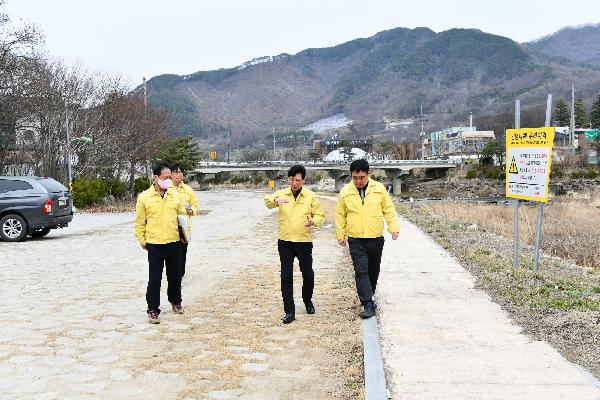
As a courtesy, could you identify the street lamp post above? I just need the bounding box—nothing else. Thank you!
[226,130,231,162]
[64,98,72,190]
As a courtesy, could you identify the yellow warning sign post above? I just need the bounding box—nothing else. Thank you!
[505,127,554,203]
[209,151,217,159]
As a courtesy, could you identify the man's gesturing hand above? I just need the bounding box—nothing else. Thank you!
[338,238,346,246]
[275,197,288,206]
[305,215,314,227]
[391,232,399,240]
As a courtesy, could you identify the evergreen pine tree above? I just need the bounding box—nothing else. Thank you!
[554,98,570,126]
[589,93,600,129]
[153,135,203,171]
[574,98,588,128]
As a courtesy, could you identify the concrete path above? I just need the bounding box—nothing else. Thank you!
[376,215,600,400]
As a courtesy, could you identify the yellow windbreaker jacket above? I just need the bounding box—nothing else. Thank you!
[135,185,185,245]
[264,187,325,242]
[335,178,399,240]
[173,182,199,234]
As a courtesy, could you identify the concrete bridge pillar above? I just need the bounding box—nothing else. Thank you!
[265,170,286,190]
[327,170,349,192]
[192,173,216,190]
[385,169,409,196]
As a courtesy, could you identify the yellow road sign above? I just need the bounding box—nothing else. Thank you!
[268,179,275,189]
[209,151,217,159]
[505,127,554,202]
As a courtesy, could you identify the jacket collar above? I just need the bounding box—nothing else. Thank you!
[173,181,187,191]
[345,178,379,195]
[284,186,304,197]
[150,184,173,197]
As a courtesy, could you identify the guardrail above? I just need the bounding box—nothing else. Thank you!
[194,159,459,169]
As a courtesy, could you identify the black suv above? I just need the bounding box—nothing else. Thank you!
[0,176,74,241]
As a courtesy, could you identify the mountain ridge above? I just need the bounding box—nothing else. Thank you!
[146,24,600,145]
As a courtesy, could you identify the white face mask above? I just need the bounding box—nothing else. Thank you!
[156,178,172,190]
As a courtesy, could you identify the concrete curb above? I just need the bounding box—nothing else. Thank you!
[362,316,388,400]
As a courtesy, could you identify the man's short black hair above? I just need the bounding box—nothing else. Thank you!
[170,163,184,173]
[288,165,306,179]
[350,159,369,173]
[153,161,171,176]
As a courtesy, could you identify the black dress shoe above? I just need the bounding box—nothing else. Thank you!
[282,313,295,324]
[305,301,316,314]
[360,304,376,319]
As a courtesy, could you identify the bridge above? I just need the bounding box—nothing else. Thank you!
[191,159,458,194]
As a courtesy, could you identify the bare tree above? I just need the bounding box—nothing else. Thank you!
[0,0,43,173]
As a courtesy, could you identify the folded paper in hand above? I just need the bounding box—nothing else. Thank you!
[178,215,191,243]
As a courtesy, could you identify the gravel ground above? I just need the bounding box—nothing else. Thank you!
[0,190,362,399]
[398,202,600,380]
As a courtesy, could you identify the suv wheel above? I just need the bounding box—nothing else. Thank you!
[0,214,28,242]
[31,227,52,238]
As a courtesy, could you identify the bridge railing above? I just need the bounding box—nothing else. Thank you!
[195,159,459,169]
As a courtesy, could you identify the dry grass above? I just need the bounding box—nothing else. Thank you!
[79,199,137,213]
[80,199,210,216]
[422,197,600,269]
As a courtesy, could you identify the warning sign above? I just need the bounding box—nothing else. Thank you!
[505,127,554,202]
[508,157,518,174]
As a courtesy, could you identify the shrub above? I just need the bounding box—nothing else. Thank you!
[584,169,598,179]
[571,170,584,180]
[134,177,151,196]
[253,176,264,185]
[230,175,249,184]
[104,178,127,198]
[465,169,477,179]
[72,177,107,208]
[482,167,503,180]
[550,167,563,179]
[211,172,230,184]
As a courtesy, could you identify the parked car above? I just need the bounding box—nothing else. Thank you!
[0,176,73,241]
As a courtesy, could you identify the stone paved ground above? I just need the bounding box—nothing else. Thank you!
[0,191,362,400]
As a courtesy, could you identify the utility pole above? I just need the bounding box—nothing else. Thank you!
[144,77,152,180]
[272,127,276,159]
[65,98,72,191]
[226,130,231,162]
[570,82,575,150]
[417,104,427,159]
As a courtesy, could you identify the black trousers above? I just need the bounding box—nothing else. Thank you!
[348,237,385,306]
[277,240,314,314]
[179,242,188,278]
[146,242,182,313]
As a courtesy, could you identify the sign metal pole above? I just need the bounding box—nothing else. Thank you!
[533,94,552,274]
[513,100,520,272]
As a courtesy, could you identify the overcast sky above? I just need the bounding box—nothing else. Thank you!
[4,0,599,87]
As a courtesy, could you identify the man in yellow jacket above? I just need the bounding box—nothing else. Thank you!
[170,163,199,279]
[264,165,325,324]
[135,162,186,324]
[335,159,399,319]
